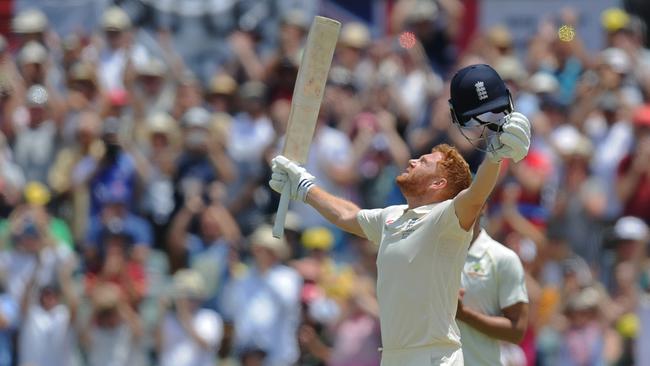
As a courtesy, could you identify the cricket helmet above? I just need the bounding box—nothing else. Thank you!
[449,64,513,131]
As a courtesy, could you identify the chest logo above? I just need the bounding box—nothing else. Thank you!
[466,262,487,277]
[400,218,418,239]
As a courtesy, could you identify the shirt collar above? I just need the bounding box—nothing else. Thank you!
[468,229,491,258]
[409,201,443,215]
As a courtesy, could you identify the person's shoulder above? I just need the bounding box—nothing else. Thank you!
[488,239,523,266]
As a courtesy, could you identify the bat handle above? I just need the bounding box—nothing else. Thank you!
[273,184,291,238]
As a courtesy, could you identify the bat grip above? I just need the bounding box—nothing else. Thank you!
[273,184,291,238]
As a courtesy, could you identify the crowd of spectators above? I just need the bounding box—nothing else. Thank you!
[0,0,648,365]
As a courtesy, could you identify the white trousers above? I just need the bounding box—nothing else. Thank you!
[380,345,464,366]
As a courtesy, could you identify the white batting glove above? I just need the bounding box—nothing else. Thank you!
[486,112,531,163]
[269,155,315,202]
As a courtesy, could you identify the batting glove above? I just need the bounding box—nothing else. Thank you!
[269,155,315,202]
[486,112,531,163]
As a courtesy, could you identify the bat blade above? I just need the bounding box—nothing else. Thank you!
[273,16,340,238]
[282,16,341,163]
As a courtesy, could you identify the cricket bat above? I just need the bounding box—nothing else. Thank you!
[272,16,341,238]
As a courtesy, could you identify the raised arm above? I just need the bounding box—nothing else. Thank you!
[269,156,365,237]
[454,112,531,231]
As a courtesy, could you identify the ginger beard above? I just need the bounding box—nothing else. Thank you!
[396,153,444,197]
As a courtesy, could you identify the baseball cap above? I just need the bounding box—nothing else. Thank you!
[632,105,650,127]
[26,85,48,107]
[613,216,649,242]
[449,64,511,124]
[24,181,51,206]
[12,8,48,34]
[18,41,47,65]
[102,6,131,31]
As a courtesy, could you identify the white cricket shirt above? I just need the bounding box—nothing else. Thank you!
[459,229,529,366]
[357,199,472,362]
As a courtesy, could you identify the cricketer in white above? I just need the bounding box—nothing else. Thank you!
[457,217,529,366]
[269,112,530,365]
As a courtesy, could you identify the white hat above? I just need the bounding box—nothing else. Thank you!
[528,72,559,94]
[340,22,371,49]
[172,269,207,299]
[102,6,131,31]
[182,107,211,129]
[614,216,649,242]
[250,224,289,260]
[136,58,166,77]
[601,47,631,74]
[18,41,47,65]
[12,8,48,34]
[550,125,593,157]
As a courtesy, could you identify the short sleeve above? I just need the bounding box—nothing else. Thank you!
[356,208,385,245]
[194,309,223,348]
[440,199,472,237]
[497,253,529,309]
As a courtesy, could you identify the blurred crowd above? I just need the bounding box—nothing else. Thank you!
[0,0,647,365]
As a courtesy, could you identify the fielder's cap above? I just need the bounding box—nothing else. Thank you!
[340,22,371,49]
[182,107,211,129]
[632,104,650,127]
[12,8,48,34]
[26,84,48,106]
[172,269,207,299]
[250,224,289,260]
[208,73,237,95]
[528,72,559,94]
[136,58,166,77]
[301,226,334,251]
[102,6,131,31]
[613,216,649,242]
[18,41,48,65]
[239,81,267,100]
[601,8,630,32]
[450,64,511,122]
[601,47,631,74]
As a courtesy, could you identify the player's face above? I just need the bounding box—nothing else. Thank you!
[396,152,444,195]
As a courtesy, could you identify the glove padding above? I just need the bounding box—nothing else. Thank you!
[269,155,315,202]
[486,112,531,163]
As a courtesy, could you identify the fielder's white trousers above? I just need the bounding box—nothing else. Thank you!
[380,344,464,366]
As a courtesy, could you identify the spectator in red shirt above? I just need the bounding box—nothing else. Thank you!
[616,105,650,224]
